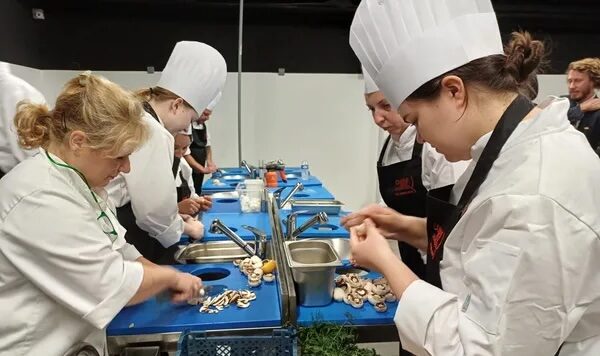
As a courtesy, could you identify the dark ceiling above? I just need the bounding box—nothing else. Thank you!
[5,0,600,72]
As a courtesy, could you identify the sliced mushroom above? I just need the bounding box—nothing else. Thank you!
[374,301,387,313]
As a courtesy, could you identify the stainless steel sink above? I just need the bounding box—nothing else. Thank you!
[316,238,350,261]
[210,191,239,199]
[175,241,263,264]
[284,240,342,306]
[288,241,338,265]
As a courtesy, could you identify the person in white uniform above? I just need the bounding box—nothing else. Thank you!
[344,1,600,355]
[0,62,46,179]
[0,72,203,356]
[107,41,227,264]
[363,69,468,287]
[184,91,222,194]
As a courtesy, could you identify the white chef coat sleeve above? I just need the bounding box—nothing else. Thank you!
[421,143,469,190]
[394,194,599,356]
[117,243,142,261]
[125,126,183,247]
[0,190,144,330]
[206,130,212,147]
[184,147,192,156]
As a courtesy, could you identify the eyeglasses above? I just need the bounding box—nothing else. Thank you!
[45,151,118,242]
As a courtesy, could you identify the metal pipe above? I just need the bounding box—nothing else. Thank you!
[237,0,244,163]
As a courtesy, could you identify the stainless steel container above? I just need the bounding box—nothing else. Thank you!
[290,199,344,215]
[284,240,342,306]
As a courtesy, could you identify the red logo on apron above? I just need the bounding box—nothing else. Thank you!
[429,223,446,259]
[393,177,417,196]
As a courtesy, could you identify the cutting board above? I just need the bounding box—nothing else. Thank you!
[107,263,282,335]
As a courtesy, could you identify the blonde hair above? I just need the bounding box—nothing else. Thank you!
[567,58,600,88]
[15,71,148,157]
[136,86,194,109]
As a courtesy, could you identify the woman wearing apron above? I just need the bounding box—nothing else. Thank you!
[106,41,227,264]
[344,1,600,354]
[364,70,468,281]
[0,72,202,355]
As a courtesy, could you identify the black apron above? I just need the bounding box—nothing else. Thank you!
[377,135,427,280]
[189,122,208,194]
[425,95,534,288]
[174,158,192,202]
[116,102,180,265]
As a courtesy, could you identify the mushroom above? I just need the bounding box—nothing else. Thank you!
[355,287,368,301]
[333,287,346,302]
[368,293,385,306]
[374,302,388,313]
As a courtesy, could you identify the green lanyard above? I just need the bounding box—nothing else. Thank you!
[44,151,118,242]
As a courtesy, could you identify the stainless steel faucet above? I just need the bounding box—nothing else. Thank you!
[240,160,252,176]
[210,219,266,259]
[273,182,304,208]
[241,225,267,260]
[285,211,329,241]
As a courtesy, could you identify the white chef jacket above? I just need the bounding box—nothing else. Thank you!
[0,150,143,356]
[106,111,184,247]
[381,125,470,191]
[0,64,46,173]
[175,158,197,197]
[395,97,600,356]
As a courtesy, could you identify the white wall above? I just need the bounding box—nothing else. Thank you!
[6,64,380,210]
[4,62,575,211]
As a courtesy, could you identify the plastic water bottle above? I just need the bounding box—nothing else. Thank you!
[300,160,310,180]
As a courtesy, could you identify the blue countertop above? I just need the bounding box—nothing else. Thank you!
[296,269,398,326]
[208,198,243,214]
[108,263,282,335]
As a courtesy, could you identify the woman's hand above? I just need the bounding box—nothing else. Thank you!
[193,195,213,211]
[169,272,203,303]
[341,204,406,239]
[349,218,396,272]
[178,198,200,215]
[183,216,204,240]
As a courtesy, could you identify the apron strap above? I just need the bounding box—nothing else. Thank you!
[377,135,392,167]
[172,157,181,179]
[142,101,160,123]
[411,138,423,159]
[455,95,534,214]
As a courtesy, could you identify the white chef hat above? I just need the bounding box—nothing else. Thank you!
[363,66,379,94]
[157,41,227,114]
[206,91,222,111]
[0,62,11,74]
[350,0,503,109]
